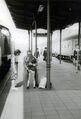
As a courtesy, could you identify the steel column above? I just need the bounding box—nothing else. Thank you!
[47,0,51,89]
[78,22,80,50]
[31,29,32,54]
[50,32,52,61]
[60,29,62,64]
[28,30,30,51]
[35,21,37,57]
[77,22,81,71]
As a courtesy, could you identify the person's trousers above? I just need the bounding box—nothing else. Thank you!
[27,70,35,88]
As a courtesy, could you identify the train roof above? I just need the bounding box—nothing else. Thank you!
[5,0,81,31]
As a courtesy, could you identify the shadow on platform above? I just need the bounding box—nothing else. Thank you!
[15,81,24,87]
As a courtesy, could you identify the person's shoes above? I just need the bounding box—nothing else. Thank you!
[33,86,36,88]
[27,86,29,89]
[76,71,78,73]
[36,84,38,87]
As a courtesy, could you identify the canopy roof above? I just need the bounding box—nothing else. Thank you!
[5,0,81,31]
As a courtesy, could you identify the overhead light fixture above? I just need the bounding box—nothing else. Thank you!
[38,5,44,12]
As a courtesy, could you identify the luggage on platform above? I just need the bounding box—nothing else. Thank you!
[39,77,47,89]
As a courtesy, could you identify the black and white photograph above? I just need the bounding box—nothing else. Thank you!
[0,0,81,119]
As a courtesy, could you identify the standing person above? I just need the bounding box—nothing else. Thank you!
[43,47,47,61]
[74,46,80,73]
[24,51,38,89]
[34,48,39,58]
[11,54,18,90]
[15,53,19,75]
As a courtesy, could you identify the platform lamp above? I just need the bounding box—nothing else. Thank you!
[34,4,44,86]
[38,5,44,13]
[34,4,44,58]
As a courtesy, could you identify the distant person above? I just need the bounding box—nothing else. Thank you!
[40,49,43,55]
[43,47,47,61]
[11,55,18,90]
[79,49,81,70]
[15,53,19,75]
[73,46,81,72]
[24,51,38,88]
[34,48,39,58]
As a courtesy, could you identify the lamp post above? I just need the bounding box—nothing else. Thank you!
[34,4,44,57]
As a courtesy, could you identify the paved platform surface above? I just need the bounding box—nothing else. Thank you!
[0,54,81,119]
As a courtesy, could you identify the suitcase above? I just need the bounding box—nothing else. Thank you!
[39,77,47,89]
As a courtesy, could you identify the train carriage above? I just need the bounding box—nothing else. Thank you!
[0,25,11,80]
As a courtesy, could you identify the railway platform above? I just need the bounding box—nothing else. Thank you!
[0,54,81,119]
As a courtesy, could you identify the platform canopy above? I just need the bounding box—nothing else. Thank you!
[5,0,81,31]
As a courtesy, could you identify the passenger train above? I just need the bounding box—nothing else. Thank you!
[52,23,81,62]
[0,25,11,80]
